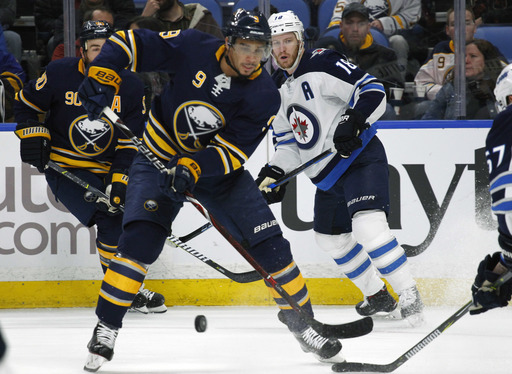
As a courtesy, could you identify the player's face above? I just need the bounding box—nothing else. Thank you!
[340,14,370,49]
[81,38,107,66]
[228,39,267,76]
[465,43,485,79]
[271,32,300,70]
[446,10,476,42]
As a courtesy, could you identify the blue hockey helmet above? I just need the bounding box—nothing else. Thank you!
[224,9,271,44]
[79,20,114,50]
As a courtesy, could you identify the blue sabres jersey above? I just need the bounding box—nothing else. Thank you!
[14,57,145,174]
[91,28,280,177]
[486,105,512,238]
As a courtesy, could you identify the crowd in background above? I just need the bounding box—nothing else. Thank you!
[2,0,512,122]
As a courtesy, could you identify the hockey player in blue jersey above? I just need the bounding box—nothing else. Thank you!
[13,21,166,314]
[77,9,345,371]
[470,63,512,314]
[257,11,424,326]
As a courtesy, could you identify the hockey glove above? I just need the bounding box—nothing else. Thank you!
[78,66,121,120]
[255,164,287,204]
[333,109,368,158]
[159,157,201,202]
[96,169,129,215]
[469,252,512,315]
[14,120,51,172]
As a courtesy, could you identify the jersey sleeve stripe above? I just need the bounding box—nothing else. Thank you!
[212,134,248,162]
[489,172,512,193]
[16,90,45,113]
[143,132,172,161]
[111,32,134,69]
[211,146,230,173]
[207,143,241,172]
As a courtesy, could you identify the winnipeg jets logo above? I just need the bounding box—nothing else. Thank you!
[211,74,231,97]
[292,112,309,142]
[311,49,326,59]
[286,105,320,149]
[174,101,226,152]
[69,115,114,156]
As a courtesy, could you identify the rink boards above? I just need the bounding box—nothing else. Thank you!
[0,120,496,308]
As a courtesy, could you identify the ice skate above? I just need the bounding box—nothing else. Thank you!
[293,326,345,363]
[84,321,118,372]
[129,285,167,314]
[397,285,425,326]
[356,286,397,316]
[140,286,167,313]
[277,311,344,363]
[129,291,149,314]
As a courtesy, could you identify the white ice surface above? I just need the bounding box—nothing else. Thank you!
[0,305,511,374]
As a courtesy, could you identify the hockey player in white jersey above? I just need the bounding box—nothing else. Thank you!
[257,11,424,326]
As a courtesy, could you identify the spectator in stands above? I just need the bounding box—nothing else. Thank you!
[327,0,422,81]
[34,0,137,57]
[141,0,223,39]
[422,39,508,120]
[0,0,22,62]
[0,24,24,122]
[51,6,115,61]
[473,0,512,25]
[414,7,477,102]
[316,3,403,119]
[127,16,169,118]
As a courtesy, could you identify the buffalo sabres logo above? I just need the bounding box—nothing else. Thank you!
[173,101,225,153]
[287,105,320,149]
[69,115,114,156]
[144,199,158,212]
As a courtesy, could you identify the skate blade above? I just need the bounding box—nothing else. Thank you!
[129,305,149,314]
[315,352,346,364]
[147,304,168,313]
[84,353,108,372]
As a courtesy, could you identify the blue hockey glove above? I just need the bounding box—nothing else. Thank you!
[159,157,201,202]
[470,252,512,315]
[14,120,51,172]
[255,164,287,204]
[96,169,128,215]
[78,66,121,120]
[333,109,367,158]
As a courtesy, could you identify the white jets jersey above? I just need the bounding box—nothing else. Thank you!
[269,48,386,191]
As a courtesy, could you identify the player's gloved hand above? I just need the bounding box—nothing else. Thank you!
[333,109,367,158]
[469,252,512,315]
[96,169,129,215]
[159,156,201,202]
[78,66,121,120]
[96,184,121,215]
[14,120,51,172]
[255,164,287,204]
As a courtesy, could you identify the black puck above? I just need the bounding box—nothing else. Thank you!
[194,315,207,332]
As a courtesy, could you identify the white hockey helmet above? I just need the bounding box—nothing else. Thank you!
[268,10,304,43]
[494,63,512,113]
[268,11,305,72]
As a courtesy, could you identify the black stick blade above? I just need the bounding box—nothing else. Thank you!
[315,316,373,339]
[332,361,397,373]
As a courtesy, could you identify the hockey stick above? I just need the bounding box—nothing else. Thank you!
[166,234,262,283]
[179,222,212,242]
[332,270,512,373]
[47,160,258,283]
[47,161,123,211]
[266,149,334,189]
[102,106,374,339]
